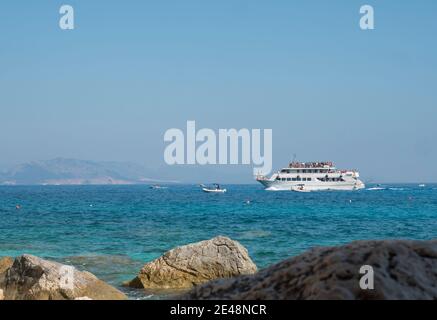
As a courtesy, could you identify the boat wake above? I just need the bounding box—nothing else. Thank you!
[265,187,280,191]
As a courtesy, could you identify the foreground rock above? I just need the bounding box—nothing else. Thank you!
[184,239,437,300]
[0,256,14,295]
[126,236,257,289]
[0,257,13,275]
[2,255,127,300]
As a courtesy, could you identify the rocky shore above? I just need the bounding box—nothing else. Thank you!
[183,239,437,300]
[0,255,126,300]
[124,236,257,290]
[1,238,437,300]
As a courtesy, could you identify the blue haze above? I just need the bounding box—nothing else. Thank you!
[0,1,437,183]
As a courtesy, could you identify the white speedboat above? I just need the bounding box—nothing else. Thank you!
[256,161,365,191]
[201,184,227,193]
[367,187,385,191]
[291,184,311,193]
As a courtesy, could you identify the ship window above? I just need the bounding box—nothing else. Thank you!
[307,178,312,181]
[302,170,306,173]
[287,178,291,181]
[292,178,297,181]
[297,177,302,181]
[281,178,286,181]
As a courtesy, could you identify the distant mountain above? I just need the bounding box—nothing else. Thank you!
[0,158,175,185]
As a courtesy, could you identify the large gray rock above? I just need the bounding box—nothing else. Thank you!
[126,236,257,289]
[184,239,437,300]
[2,254,127,300]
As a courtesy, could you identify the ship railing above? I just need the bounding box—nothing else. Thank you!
[288,161,334,168]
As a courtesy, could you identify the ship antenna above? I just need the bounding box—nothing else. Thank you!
[292,153,297,162]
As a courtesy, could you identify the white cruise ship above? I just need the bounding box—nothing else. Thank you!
[256,161,365,191]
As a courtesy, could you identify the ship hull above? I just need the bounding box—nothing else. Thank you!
[257,179,365,191]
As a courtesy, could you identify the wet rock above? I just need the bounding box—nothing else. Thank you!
[2,254,127,300]
[126,236,257,289]
[184,240,437,300]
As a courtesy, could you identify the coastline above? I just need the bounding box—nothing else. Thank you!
[2,238,437,300]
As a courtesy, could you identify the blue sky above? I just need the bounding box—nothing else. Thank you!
[1,1,436,182]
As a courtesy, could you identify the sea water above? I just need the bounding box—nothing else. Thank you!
[0,184,436,298]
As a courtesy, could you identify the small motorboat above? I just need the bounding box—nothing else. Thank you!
[291,184,311,193]
[419,184,426,188]
[367,184,385,191]
[200,184,227,193]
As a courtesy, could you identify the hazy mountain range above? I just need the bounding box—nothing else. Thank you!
[0,158,175,185]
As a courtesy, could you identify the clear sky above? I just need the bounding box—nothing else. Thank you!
[1,1,436,183]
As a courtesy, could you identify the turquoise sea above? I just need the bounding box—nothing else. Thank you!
[0,184,436,298]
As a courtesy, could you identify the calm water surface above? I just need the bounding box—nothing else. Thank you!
[0,184,436,298]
